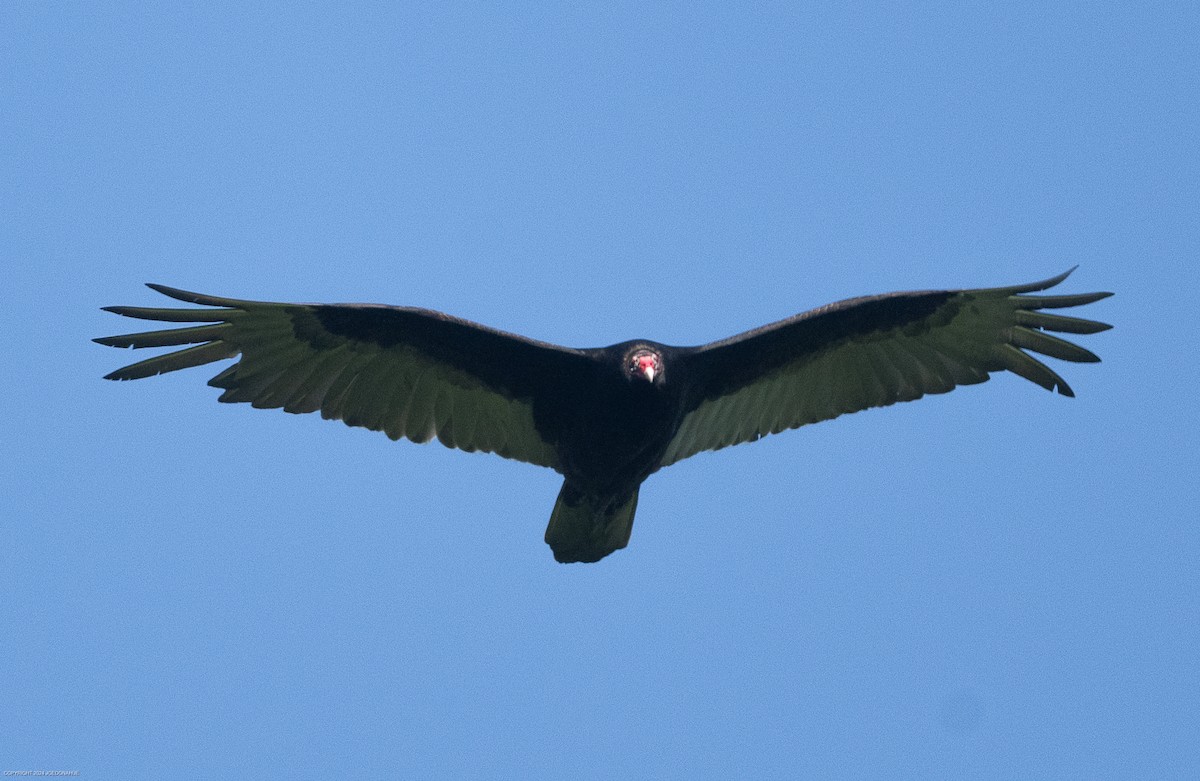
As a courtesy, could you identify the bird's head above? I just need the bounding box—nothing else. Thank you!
[625,348,663,385]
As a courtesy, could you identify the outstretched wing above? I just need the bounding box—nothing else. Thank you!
[97,284,593,469]
[660,268,1112,467]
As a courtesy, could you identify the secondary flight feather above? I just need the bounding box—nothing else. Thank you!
[97,268,1112,563]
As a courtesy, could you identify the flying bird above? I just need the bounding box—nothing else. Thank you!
[97,268,1111,563]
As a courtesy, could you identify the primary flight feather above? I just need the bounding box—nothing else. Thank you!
[97,268,1112,563]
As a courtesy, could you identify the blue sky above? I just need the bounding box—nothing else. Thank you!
[4,2,1197,778]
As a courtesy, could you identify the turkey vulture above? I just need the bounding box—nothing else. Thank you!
[96,268,1111,563]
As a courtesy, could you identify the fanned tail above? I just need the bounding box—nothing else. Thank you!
[545,483,639,564]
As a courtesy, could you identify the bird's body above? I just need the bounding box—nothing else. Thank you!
[97,269,1112,563]
[551,343,679,488]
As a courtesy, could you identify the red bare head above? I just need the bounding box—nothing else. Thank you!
[627,348,662,384]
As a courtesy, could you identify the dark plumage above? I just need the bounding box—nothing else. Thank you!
[96,268,1112,563]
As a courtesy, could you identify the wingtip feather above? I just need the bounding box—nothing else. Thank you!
[145,283,258,308]
[980,266,1113,299]
[998,267,1077,295]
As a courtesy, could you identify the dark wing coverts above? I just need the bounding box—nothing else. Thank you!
[96,285,591,468]
[661,268,1112,466]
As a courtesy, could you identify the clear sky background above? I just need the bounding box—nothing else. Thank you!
[4,3,1197,778]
